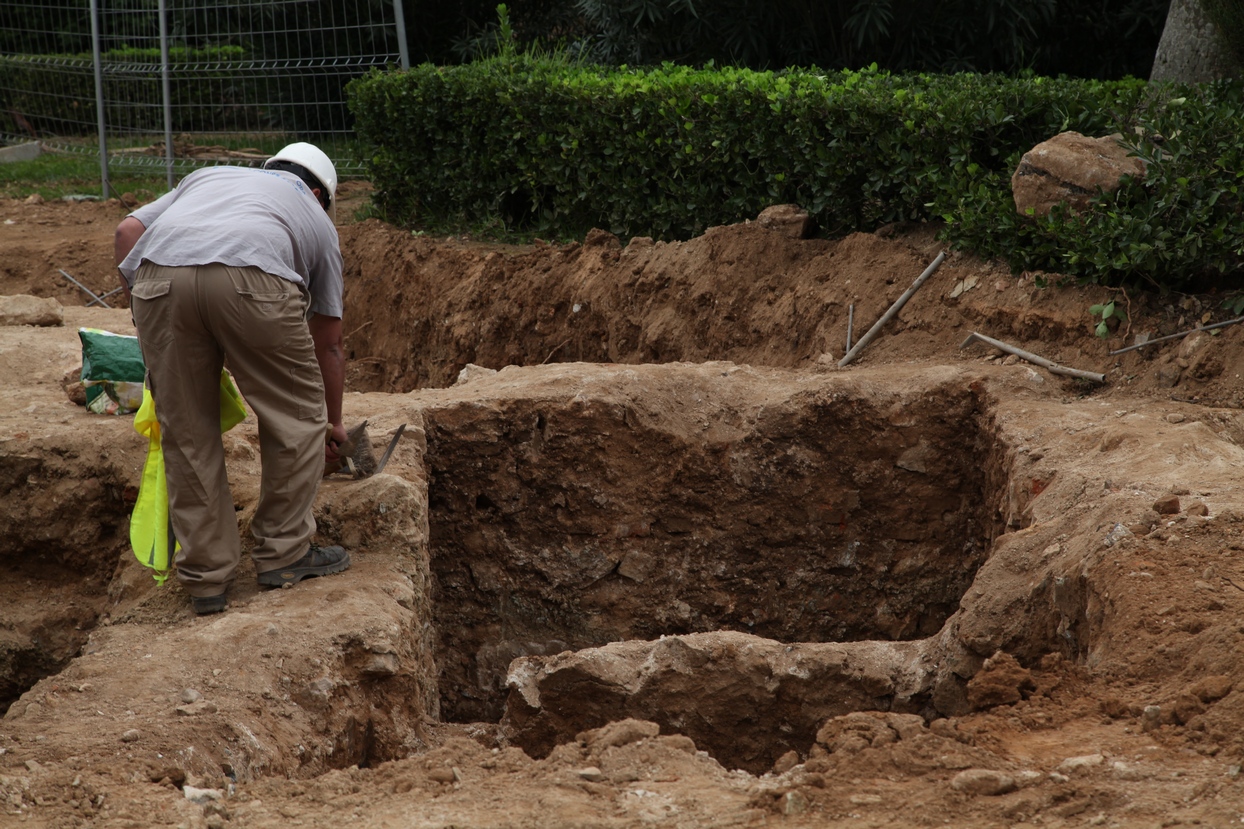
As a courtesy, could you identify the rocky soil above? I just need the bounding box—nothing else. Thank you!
[2,190,1244,828]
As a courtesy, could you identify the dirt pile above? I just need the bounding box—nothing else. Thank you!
[1,195,1244,827]
[336,214,1244,410]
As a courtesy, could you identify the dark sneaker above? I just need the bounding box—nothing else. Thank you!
[191,593,229,615]
[257,544,351,588]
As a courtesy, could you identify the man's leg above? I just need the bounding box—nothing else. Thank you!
[131,264,240,597]
[200,265,327,573]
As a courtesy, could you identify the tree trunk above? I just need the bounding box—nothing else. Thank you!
[1151,0,1240,81]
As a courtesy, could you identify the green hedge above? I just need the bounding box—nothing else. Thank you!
[349,56,1244,288]
[946,80,1244,289]
[348,58,1123,238]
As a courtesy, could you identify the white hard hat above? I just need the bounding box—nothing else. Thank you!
[264,142,337,209]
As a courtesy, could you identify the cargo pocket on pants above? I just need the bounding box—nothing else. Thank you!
[130,278,174,352]
[131,279,172,301]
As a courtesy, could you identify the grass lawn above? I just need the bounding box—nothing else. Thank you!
[1,133,368,202]
[0,150,168,201]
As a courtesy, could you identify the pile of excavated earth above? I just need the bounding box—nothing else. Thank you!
[3,187,1244,828]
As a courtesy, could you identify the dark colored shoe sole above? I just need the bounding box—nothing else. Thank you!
[257,550,351,588]
[192,594,228,615]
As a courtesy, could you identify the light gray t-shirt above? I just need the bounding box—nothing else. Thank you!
[119,165,344,317]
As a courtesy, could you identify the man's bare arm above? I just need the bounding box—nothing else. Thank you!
[113,216,146,302]
[308,312,347,461]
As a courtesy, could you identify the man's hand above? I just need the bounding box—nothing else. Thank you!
[324,422,349,464]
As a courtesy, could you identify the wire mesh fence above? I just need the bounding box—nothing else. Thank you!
[0,0,407,192]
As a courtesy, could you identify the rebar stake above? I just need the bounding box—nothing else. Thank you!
[59,268,111,308]
[960,331,1106,383]
[839,251,945,367]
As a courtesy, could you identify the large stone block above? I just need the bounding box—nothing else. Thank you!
[1011,131,1146,218]
[756,204,813,239]
[0,294,63,327]
[501,630,931,773]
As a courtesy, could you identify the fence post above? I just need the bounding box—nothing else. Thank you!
[393,0,410,70]
[158,0,175,189]
[89,0,110,198]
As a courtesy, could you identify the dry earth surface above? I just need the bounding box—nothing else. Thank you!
[3,187,1244,828]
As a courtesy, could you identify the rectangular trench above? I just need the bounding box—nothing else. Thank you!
[423,380,1010,723]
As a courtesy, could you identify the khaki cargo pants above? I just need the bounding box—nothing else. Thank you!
[130,262,327,598]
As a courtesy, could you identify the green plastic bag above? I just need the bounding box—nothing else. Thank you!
[79,328,146,414]
[130,371,248,584]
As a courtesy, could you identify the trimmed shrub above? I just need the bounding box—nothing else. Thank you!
[945,80,1244,289]
[350,58,1131,236]
[350,56,1244,289]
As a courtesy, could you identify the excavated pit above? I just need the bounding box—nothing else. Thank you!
[12,204,1244,824]
[0,444,131,715]
[0,362,1023,779]
[0,212,1066,775]
[421,376,1013,738]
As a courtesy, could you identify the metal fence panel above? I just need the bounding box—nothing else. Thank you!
[0,0,406,192]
